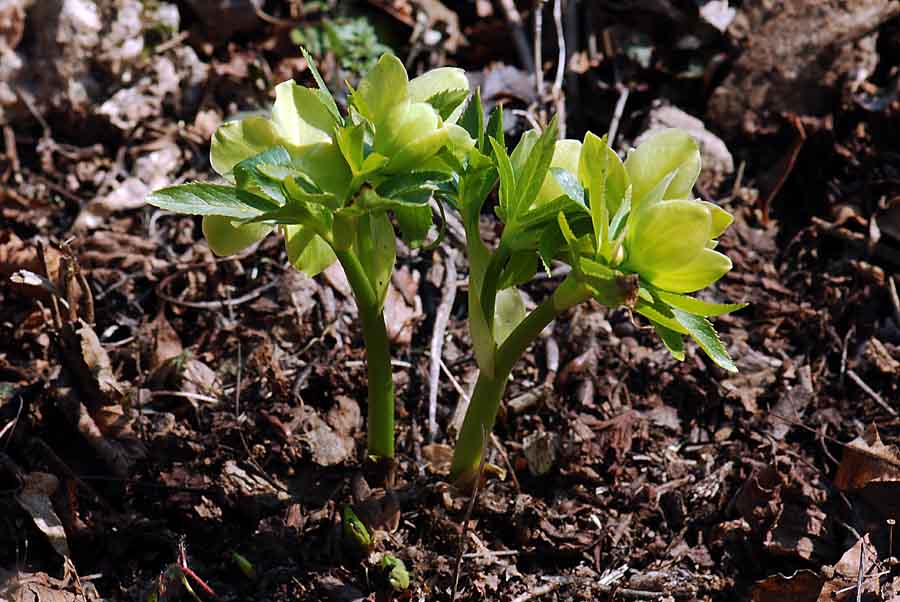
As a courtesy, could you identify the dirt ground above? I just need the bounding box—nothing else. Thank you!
[2,1,900,600]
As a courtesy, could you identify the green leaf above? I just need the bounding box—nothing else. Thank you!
[634,298,689,334]
[651,320,685,361]
[394,204,433,247]
[147,184,278,218]
[210,116,281,176]
[233,146,292,201]
[511,117,559,219]
[484,104,504,155]
[538,223,566,274]
[672,309,737,372]
[285,225,337,276]
[579,131,628,215]
[459,87,484,149]
[299,46,344,126]
[335,123,366,173]
[498,251,537,290]
[355,211,396,309]
[426,88,470,121]
[272,80,338,146]
[376,171,451,198]
[489,137,516,222]
[550,167,585,205]
[652,289,746,317]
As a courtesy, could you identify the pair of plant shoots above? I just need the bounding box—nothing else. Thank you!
[148,53,745,488]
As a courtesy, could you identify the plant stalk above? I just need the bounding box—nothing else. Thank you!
[449,276,590,486]
[336,250,395,460]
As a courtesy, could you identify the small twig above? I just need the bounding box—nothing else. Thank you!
[847,368,897,416]
[550,0,566,138]
[157,273,279,310]
[428,248,458,441]
[490,433,520,492]
[533,0,545,100]
[450,428,489,602]
[154,31,190,54]
[1,395,24,451]
[607,84,629,148]
[889,275,900,325]
[37,241,63,330]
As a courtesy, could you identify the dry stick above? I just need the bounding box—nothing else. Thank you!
[889,275,900,325]
[37,241,64,330]
[607,85,629,148]
[533,0,545,100]
[847,368,897,416]
[511,576,665,602]
[550,0,566,138]
[428,248,458,441]
[495,0,535,72]
[157,272,279,310]
[450,428,489,602]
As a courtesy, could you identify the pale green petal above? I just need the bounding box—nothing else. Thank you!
[356,54,409,130]
[627,199,711,274]
[202,215,271,256]
[409,67,470,122]
[625,129,700,207]
[376,102,441,157]
[386,126,449,173]
[284,225,336,277]
[446,122,476,153]
[647,248,732,293]
[210,116,280,176]
[293,142,352,198]
[535,139,582,205]
[699,201,733,238]
[579,131,628,214]
[272,80,336,146]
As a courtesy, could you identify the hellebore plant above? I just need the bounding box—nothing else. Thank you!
[147,52,471,463]
[443,95,745,486]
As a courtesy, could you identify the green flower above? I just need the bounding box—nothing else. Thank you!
[354,55,469,173]
[536,128,733,293]
[623,197,732,293]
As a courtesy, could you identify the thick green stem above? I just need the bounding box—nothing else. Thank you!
[336,250,395,460]
[449,276,590,486]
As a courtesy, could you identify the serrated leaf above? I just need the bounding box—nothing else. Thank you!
[550,168,585,205]
[634,299,689,334]
[498,251,538,290]
[511,117,559,221]
[376,171,451,198]
[299,46,344,126]
[426,88,470,121]
[460,88,484,149]
[147,184,278,218]
[489,138,516,221]
[484,104,504,155]
[651,320,685,361]
[233,146,292,201]
[653,289,746,317]
[672,309,737,372]
[394,204,433,247]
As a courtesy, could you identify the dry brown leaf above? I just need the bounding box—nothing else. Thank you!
[834,424,900,491]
